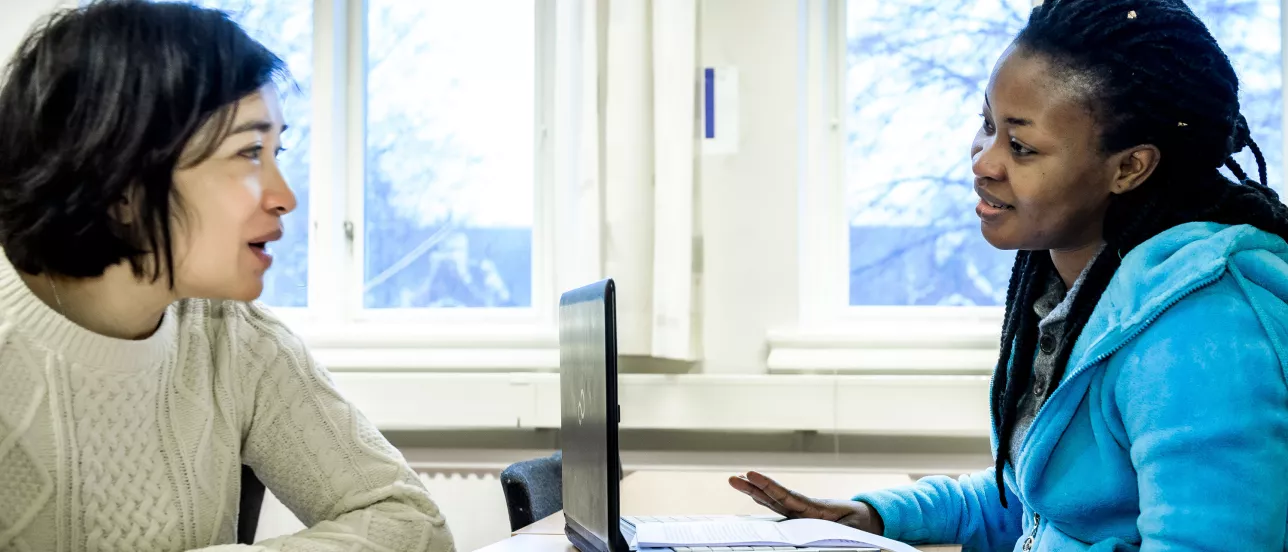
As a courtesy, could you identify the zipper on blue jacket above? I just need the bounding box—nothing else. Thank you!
[1022,513,1040,551]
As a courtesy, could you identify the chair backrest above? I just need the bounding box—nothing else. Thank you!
[499,451,564,531]
[238,465,266,544]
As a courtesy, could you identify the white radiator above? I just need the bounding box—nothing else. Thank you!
[417,469,512,551]
[254,468,512,552]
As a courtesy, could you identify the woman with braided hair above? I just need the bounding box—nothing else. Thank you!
[730,0,1288,550]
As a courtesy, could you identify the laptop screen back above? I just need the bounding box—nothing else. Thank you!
[559,279,620,551]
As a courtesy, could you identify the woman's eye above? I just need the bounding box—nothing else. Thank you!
[980,113,995,134]
[238,145,264,161]
[1010,140,1035,156]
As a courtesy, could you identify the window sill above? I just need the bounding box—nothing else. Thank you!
[332,372,992,435]
[766,318,1002,376]
[286,319,559,371]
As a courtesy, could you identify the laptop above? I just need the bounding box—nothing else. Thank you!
[558,279,879,552]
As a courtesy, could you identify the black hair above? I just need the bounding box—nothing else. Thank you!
[991,0,1288,507]
[0,0,286,284]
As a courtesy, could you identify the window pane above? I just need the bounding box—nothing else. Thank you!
[196,0,313,307]
[1196,0,1284,196]
[364,0,535,309]
[844,0,1282,307]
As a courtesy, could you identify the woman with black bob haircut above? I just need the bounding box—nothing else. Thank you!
[730,0,1288,550]
[0,2,454,550]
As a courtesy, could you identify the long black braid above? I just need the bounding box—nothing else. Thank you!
[991,0,1288,507]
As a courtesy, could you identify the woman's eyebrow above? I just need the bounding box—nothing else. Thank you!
[227,119,279,135]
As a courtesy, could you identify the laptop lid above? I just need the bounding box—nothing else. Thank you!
[559,279,629,552]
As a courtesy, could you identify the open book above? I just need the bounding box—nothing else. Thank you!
[634,518,920,551]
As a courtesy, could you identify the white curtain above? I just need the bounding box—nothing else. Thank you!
[555,0,699,361]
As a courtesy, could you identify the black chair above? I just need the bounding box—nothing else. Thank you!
[499,451,627,531]
[500,451,564,531]
[238,465,266,544]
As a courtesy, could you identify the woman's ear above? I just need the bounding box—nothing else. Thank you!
[110,188,141,225]
[1111,145,1160,195]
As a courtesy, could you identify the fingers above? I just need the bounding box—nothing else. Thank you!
[729,474,792,517]
[751,495,787,516]
[745,471,816,515]
[728,474,756,494]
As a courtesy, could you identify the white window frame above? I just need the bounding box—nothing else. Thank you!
[266,0,575,371]
[775,0,1288,375]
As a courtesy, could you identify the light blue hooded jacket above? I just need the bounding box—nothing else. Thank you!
[855,223,1288,551]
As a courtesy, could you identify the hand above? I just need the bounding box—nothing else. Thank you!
[728,471,885,535]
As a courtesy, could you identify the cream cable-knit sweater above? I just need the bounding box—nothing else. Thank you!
[0,256,455,552]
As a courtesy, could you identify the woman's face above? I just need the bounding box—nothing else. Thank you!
[970,47,1127,253]
[169,86,296,301]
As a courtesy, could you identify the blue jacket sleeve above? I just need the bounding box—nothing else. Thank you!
[852,468,1023,551]
[1110,282,1288,551]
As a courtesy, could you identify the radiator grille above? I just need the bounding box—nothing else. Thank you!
[254,467,511,552]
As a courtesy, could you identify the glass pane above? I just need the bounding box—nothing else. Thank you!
[364,0,535,309]
[844,0,1282,307]
[196,0,313,307]
[1192,0,1284,195]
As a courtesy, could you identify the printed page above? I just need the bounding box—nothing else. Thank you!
[779,518,921,552]
[634,520,792,547]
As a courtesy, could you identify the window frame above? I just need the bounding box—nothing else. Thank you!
[267,0,567,364]
[781,0,1288,374]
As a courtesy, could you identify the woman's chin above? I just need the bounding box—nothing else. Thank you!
[979,224,1022,251]
[225,279,265,303]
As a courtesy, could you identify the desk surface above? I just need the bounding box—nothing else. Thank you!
[475,470,961,552]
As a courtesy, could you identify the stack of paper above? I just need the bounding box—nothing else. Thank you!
[634,518,920,552]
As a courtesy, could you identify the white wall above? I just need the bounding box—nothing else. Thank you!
[698,0,801,374]
[0,0,67,65]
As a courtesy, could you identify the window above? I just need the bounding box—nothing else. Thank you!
[197,0,313,308]
[363,0,535,310]
[841,0,1283,308]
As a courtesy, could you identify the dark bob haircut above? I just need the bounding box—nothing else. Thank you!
[0,0,286,284]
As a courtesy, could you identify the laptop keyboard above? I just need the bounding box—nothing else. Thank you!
[621,516,879,552]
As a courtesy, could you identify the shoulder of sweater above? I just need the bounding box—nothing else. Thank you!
[172,298,306,355]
